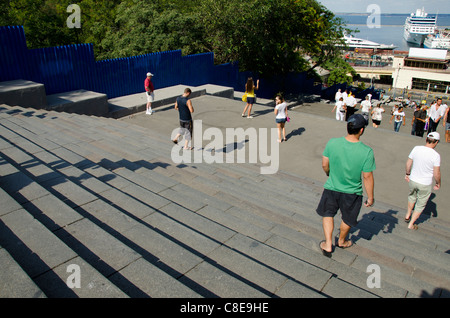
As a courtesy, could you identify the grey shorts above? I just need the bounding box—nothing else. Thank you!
[179,120,193,140]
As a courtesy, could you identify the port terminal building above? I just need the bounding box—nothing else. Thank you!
[392,48,450,94]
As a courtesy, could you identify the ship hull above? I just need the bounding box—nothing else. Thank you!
[404,29,426,45]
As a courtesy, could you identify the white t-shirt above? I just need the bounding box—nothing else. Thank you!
[361,100,371,113]
[372,107,384,120]
[393,110,405,122]
[345,96,356,108]
[275,102,287,119]
[409,145,440,185]
[335,101,345,112]
[335,91,342,101]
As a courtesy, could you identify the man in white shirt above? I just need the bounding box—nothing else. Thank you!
[428,98,447,133]
[360,95,372,122]
[345,92,357,121]
[335,89,342,103]
[404,132,441,230]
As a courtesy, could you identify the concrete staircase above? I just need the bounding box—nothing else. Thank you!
[1,100,450,298]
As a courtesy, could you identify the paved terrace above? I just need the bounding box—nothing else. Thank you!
[0,85,449,298]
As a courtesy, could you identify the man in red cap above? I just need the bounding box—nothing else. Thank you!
[145,72,155,115]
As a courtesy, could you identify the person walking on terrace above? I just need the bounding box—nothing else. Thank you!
[404,132,441,230]
[332,97,346,121]
[145,72,155,115]
[316,114,376,257]
[444,106,450,143]
[371,103,385,128]
[360,95,372,123]
[172,88,194,150]
[412,103,427,137]
[390,105,406,132]
[344,91,357,121]
[241,77,259,118]
[274,94,288,142]
[428,98,447,134]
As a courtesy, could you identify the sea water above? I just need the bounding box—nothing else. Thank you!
[337,13,450,51]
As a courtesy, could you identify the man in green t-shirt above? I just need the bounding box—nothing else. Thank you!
[316,114,376,257]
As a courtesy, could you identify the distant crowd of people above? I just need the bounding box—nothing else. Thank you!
[333,88,450,143]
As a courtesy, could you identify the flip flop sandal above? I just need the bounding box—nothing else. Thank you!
[336,240,354,249]
[319,240,332,258]
[409,224,418,230]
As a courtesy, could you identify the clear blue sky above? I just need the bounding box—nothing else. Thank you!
[318,0,449,14]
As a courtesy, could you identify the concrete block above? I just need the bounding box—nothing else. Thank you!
[0,80,47,108]
[107,85,206,118]
[46,90,109,116]
[196,84,234,99]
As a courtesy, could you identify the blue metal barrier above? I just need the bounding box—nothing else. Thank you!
[1,25,326,100]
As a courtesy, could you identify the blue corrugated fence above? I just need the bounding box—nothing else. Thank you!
[1,25,343,100]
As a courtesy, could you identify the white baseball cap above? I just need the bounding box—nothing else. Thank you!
[427,132,440,141]
[147,72,154,77]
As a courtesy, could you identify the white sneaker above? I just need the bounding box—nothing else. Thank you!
[247,115,253,119]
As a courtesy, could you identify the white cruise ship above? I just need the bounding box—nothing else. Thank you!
[424,30,450,49]
[403,8,437,45]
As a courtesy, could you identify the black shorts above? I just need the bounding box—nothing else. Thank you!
[316,189,363,227]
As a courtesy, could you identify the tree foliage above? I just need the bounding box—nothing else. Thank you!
[324,56,357,86]
[98,0,205,60]
[2,0,352,79]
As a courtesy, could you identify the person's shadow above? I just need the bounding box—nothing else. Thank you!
[285,127,305,141]
[418,192,438,221]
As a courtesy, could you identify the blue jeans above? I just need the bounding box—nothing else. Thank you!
[394,121,402,132]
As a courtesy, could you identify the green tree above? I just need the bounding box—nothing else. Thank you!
[6,0,77,48]
[99,0,205,60]
[3,0,120,55]
[199,0,348,78]
[324,56,357,86]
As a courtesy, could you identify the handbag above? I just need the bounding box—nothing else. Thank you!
[242,93,247,102]
[286,116,290,122]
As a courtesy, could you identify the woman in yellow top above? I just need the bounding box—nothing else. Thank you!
[241,77,260,118]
